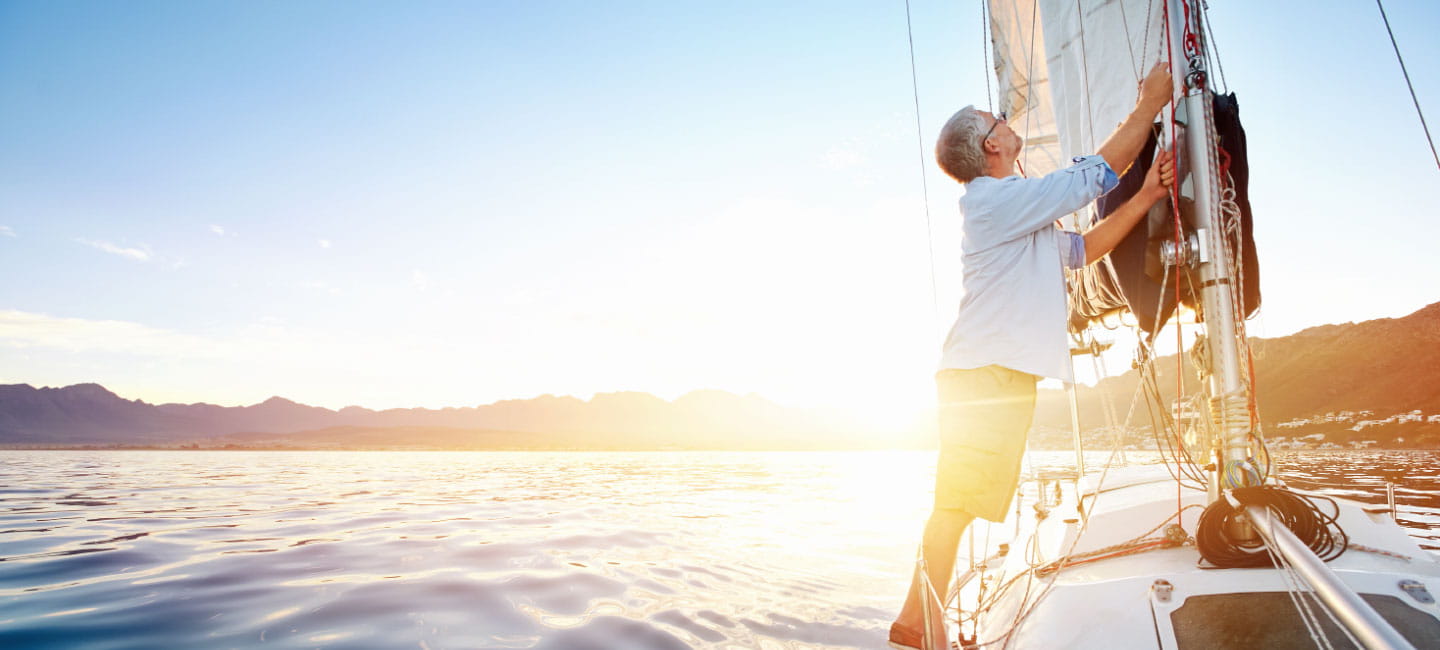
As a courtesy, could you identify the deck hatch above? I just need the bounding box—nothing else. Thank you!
[1169,592,1440,649]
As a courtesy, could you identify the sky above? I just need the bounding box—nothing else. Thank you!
[2,0,1438,429]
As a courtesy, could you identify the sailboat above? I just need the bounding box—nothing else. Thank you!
[922,1,1440,647]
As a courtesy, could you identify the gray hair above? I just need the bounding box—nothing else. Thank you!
[935,105,990,183]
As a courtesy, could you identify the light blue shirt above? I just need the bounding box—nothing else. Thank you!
[940,155,1118,383]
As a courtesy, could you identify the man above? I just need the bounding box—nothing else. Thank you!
[889,62,1176,650]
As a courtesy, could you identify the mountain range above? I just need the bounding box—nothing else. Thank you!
[3,301,1438,449]
[0,384,881,449]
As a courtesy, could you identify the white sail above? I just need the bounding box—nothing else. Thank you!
[989,0,1168,179]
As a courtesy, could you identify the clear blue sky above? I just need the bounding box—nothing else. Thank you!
[2,1,1437,426]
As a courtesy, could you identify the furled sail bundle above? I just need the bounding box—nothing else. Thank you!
[988,0,1259,336]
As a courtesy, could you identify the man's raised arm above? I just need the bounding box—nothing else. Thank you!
[1096,63,1173,177]
[1083,149,1174,264]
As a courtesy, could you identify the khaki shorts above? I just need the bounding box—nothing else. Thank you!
[934,365,1038,522]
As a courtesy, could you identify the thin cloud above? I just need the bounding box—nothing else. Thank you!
[298,280,342,296]
[209,224,226,236]
[77,238,151,262]
[0,225,15,238]
[318,239,332,249]
[0,310,218,357]
[411,269,430,292]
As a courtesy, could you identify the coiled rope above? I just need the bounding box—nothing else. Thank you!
[1196,486,1349,568]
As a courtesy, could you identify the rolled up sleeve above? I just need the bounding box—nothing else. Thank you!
[1068,155,1119,196]
[1061,231,1087,270]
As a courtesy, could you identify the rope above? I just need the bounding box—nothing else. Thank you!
[1374,0,1440,170]
[1347,543,1415,562]
[1129,247,1208,491]
[1264,538,1339,649]
[1255,496,1362,650]
[1117,0,1140,81]
[1165,0,1190,520]
[1135,329,1208,489]
[915,551,947,650]
[902,0,941,323]
[1141,0,1157,77]
[1195,486,1348,568]
[1034,505,1199,577]
[965,382,1167,648]
[1087,341,1124,460]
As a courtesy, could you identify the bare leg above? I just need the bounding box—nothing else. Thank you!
[896,507,974,630]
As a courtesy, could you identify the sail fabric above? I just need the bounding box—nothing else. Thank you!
[986,0,1062,177]
[987,0,1260,335]
[988,0,1168,180]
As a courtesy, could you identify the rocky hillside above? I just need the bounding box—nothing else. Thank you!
[1034,301,1440,434]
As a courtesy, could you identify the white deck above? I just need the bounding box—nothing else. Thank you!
[954,464,1440,648]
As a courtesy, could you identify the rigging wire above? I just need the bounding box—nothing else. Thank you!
[1117,0,1140,81]
[1160,0,1195,520]
[1074,0,1098,157]
[1141,0,1157,75]
[982,0,994,112]
[1200,2,1227,93]
[902,0,941,322]
[1373,0,1440,171]
[1019,0,1039,177]
[1116,0,1160,84]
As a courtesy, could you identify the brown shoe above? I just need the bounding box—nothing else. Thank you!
[888,621,923,650]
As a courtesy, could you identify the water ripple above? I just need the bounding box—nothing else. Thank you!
[0,449,1433,648]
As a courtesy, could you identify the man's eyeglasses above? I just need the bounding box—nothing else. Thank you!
[981,111,1007,147]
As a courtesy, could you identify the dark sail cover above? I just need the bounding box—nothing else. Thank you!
[1068,92,1261,336]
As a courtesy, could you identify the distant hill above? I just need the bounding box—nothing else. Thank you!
[0,383,891,449]
[4,302,1439,449]
[1034,301,1440,442]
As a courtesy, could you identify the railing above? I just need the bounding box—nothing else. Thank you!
[1241,502,1416,649]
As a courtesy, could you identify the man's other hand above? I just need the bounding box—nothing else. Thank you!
[1142,148,1175,203]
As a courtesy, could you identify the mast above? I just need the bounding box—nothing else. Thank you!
[1167,5,1414,645]
[1163,0,1248,501]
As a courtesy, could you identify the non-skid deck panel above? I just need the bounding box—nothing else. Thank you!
[1169,592,1440,649]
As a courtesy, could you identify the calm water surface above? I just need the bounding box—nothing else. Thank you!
[1,450,1436,649]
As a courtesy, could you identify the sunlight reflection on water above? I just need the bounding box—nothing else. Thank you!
[0,450,1435,648]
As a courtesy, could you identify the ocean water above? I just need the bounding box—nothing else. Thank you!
[1,450,1436,649]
